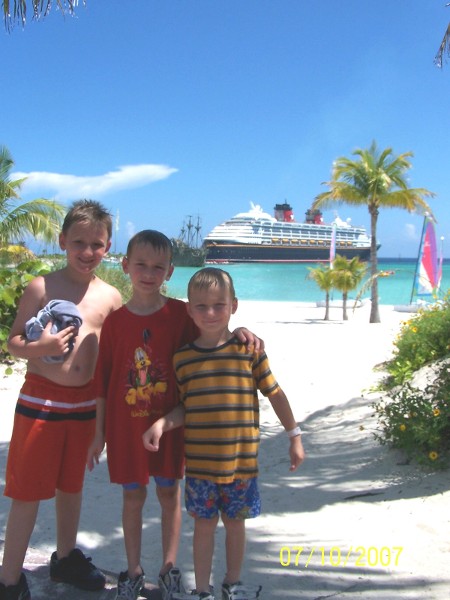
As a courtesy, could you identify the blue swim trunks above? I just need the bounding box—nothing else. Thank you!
[123,477,176,490]
[185,476,261,519]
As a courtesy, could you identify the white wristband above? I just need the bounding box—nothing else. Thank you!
[287,425,302,438]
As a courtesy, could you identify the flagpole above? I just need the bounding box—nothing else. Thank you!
[114,210,120,255]
[437,235,445,293]
[329,222,336,268]
[410,215,428,305]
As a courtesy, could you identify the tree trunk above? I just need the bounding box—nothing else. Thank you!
[342,292,348,320]
[324,292,330,321]
[369,208,381,323]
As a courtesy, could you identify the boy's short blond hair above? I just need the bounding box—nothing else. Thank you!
[62,199,113,239]
[188,267,236,300]
[126,230,173,261]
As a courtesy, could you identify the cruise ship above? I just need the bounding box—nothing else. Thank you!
[204,202,373,263]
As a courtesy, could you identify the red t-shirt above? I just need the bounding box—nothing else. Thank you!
[95,298,198,484]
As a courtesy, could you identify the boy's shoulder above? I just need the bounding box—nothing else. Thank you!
[93,275,122,300]
[162,297,190,316]
[163,296,186,307]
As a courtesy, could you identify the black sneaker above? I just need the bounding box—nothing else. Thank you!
[49,548,105,591]
[0,573,31,600]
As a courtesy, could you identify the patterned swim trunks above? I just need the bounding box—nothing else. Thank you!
[185,476,261,519]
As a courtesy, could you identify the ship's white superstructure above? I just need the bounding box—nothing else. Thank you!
[204,203,372,263]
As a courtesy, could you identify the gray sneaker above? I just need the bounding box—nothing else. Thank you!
[115,570,145,600]
[189,593,215,600]
[221,581,261,600]
[175,589,214,600]
[158,567,186,599]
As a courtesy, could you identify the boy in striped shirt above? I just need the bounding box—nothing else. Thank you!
[143,267,305,600]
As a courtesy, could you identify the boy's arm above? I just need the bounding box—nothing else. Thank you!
[267,388,305,471]
[233,327,265,352]
[7,276,75,360]
[87,396,106,471]
[142,403,185,452]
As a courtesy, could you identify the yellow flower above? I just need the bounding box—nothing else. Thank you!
[429,451,438,461]
[433,408,441,417]
[411,326,418,333]
[399,424,407,432]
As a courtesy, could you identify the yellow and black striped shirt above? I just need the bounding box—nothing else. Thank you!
[173,337,280,483]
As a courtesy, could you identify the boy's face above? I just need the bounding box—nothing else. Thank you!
[122,243,174,295]
[59,221,111,274]
[187,284,237,334]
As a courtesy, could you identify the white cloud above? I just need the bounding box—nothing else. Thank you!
[12,164,178,201]
[404,223,418,241]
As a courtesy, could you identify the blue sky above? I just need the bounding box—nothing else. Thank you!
[2,1,449,257]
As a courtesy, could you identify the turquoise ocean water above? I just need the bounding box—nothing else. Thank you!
[164,259,450,305]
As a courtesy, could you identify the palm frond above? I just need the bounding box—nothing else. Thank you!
[0,199,66,245]
[2,0,84,30]
[435,21,450,68]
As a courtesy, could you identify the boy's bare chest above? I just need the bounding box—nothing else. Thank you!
[43,281,110,334]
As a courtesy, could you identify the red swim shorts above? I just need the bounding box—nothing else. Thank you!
[4,373,96,501]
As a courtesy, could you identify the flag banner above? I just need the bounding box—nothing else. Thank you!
[416,218,438,297]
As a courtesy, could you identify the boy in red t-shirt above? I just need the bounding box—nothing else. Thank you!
[88,230,261,600]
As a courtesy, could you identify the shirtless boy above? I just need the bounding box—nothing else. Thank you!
[0,200,122,600]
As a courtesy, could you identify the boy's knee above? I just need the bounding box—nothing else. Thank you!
[123,485,147,506]
[156,481,180,505]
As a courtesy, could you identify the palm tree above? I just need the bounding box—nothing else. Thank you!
[307,264,334,321]
[2,0,77,30]
[332,255,366,321]
[312,141,434,323]
[0,145,66,250]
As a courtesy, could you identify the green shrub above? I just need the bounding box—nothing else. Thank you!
[0,260,51,361]
[381,293,450,388]
[372,362,450,469]
[95,263,132,303]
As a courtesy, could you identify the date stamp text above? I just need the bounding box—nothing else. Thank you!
[279,546,404,569]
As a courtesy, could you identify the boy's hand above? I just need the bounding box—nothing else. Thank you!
[289,436,305,471]
[233,327,265,352]
[39,321,75,356]
[142,422,164,452]
[87,432,105,471]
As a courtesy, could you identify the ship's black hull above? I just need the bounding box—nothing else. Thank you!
[205,243,372,263]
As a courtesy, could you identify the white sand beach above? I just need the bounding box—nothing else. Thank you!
[1,301,449,599]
